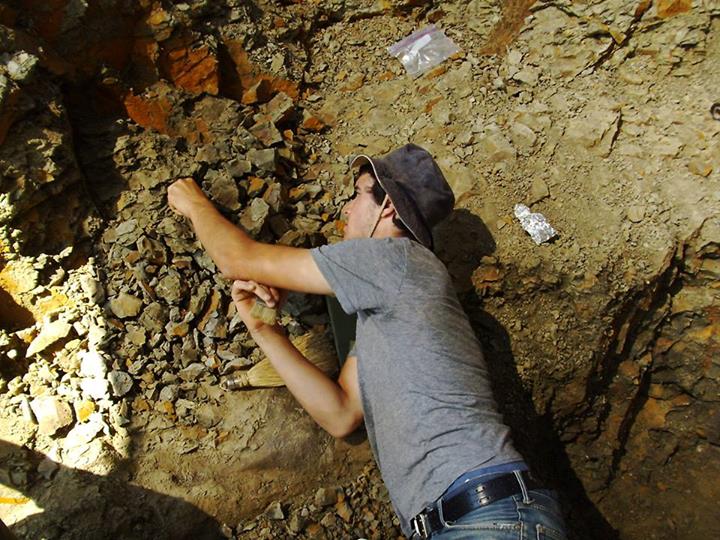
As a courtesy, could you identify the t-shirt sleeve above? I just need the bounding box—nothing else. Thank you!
[310,238,407,314]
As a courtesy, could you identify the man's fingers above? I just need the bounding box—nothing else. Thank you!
[232,280,276,307]
[254,284,275,306]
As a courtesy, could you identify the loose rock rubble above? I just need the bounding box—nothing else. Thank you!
[0,1,718,539]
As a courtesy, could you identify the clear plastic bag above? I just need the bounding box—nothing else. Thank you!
[388,25,460,78]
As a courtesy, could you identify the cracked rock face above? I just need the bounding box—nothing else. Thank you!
[0,1,719,539]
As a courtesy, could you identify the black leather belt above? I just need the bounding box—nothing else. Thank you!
[410,470,541,539]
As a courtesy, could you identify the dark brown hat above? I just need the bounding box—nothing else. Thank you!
[351,143,455,249]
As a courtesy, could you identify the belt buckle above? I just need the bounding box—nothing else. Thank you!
[411,512,431,539]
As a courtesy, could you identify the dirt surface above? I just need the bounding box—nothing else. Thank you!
[0,1,719,539]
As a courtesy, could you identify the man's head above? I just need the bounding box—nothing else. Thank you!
[342,144,455,249]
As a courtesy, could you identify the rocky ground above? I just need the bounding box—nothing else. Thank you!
[0,0,718,539]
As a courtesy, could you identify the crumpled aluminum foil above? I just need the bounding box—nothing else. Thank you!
[514,204,557,245]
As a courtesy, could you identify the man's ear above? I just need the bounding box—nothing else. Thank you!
[381,199,397,219]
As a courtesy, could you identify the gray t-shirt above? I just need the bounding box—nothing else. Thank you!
[311,237,521,536]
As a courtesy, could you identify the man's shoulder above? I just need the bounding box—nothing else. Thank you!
[315,237,410,258]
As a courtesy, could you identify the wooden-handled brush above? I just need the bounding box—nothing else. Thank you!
[221,328,338,389]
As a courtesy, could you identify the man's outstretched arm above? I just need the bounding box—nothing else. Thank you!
[231,279,363,438]
[253,324,363,438]
[168,178,332,296]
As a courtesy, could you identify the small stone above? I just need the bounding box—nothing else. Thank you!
[301,111,327,133]
[512,67,539,86]
[80,349,107,378]
[110,292,143,319]
[195,403,219,428]
[227,158,252,177]
[73,400,96,422]
[26,320,72,356]
[265,501,285,520]
[205,169,240,210]
[108,371,133,397]
[262,182,286,213]
[242,79,273,105]
[159,384,179,402]
[5,52,39,82]
[315,487,338,508]
[320,512,336,528]
[335,500,353,523]
[627,205,645,223]
[247,176,267,198]
[63,413,105,450]
[140,302,167,333]
[529,178,550,204]
[265,92,295,125]
[510,122,537,151]
[240,198,270,235]
[247,148,277,173]
[492,77,505,90]
[81,378,110,400]
[179,362,205,382]
[79,275,105,304]
[478,131,516,164]
[688,158,712,177]
[30,396,73,436]
[250,121,283,147]
[289,512,307,533]
[136,236,167,265]
[156,270,187,305]
[656,0,692,18]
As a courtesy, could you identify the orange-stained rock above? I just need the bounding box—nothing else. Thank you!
[301,112,327,133]
[656,0,692,18]
[426,65,449,79]
[340,73,365,92]
[220,38,299,101]
[123,89,174,133]
[242,78,273,105]
[424,97,443,113]
[160,33,219,95]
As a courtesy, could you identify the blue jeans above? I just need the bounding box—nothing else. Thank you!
[430,489,568,539]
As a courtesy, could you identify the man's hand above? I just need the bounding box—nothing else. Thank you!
[168,177,211,218]
[231,280,285,333]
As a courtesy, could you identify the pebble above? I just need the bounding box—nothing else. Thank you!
[80,349,107,378]
[159,384,180,402]
[108,370,133,397]
[179,363,205,382]
[265,501,285,520]
[81,377,110,400]
[529,178,550,204]
[315,486,339,507]
[627,205,646,223]
[110,292,143,318]
[29,396,74,435]
[26,320,72,357]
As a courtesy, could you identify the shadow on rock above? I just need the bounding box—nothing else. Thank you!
[436,211,617,540]
[0,439,225,540]
[434,208,497,292]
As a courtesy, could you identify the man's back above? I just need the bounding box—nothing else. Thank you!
[312,237,521,535]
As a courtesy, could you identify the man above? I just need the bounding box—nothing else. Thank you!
[168,144,567,539]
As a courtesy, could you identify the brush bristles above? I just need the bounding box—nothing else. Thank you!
[222,328,338,389]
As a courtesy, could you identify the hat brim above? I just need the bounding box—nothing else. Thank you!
[350,154,433,248]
